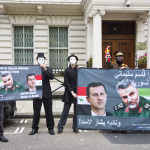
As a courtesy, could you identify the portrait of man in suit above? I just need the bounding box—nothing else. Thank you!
[86,82,112,116]
[26,73,37,92]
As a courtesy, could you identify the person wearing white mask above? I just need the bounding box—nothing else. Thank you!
[29,53,55,135]
[58,54,79,134]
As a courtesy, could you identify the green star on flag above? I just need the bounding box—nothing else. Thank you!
[79,98,84,102]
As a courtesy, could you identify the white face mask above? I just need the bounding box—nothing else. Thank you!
[69,57,77,65]
[38,57,45,65]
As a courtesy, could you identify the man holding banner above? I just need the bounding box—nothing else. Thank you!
[29,53,55,135]
[86,82,112,116]
[114,79,150,117]
[0,103,8,142]
[57,54,79,134]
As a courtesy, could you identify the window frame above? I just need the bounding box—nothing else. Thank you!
[13,26,34,65]
[49,26,69,74]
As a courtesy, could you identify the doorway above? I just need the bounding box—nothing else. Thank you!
[102,21,135,68]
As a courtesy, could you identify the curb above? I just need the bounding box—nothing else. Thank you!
[15,113,74,118]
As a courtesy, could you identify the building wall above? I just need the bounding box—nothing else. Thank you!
[0,15,12,64]
[0,15,86,67]
[0,13,148,68]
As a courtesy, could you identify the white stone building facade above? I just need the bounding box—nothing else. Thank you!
[0,0,150,70]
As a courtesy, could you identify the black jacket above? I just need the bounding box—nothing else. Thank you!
[62,65,77,103]
[42,67,54,98]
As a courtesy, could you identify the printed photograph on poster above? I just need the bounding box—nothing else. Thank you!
[0,65,42,101]
[77,68,150,131]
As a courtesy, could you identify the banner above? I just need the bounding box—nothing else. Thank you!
[0,65,42,101]
[77,68,150,131]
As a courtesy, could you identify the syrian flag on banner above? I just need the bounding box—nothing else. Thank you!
[77,87,90,105]
[35,75,42,86]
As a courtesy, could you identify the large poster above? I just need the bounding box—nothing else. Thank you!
[0,65,42,101]
[77,68,150,131]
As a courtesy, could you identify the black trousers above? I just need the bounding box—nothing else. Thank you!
[0,103,3,136]
[32,97,54,130]
[58,102,77,130]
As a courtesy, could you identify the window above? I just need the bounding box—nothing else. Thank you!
[14,26,33,65]
[49,27,68,74]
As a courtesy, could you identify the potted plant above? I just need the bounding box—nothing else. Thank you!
[87,56,92,67]
[138,52,147,69]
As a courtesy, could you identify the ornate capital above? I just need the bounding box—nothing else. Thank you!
[100,9,105,16]
[37,5,42,15]
[89,9,105,18]
[147,10,150,16]
[0,4,6,14]
[136,13,148,24]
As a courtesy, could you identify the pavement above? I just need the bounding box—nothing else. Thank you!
[16,99,74,118]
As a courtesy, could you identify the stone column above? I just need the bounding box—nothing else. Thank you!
[135,17,147,69]
[147,11,150,69]
[92,9,105,68]
[85,17,93,63]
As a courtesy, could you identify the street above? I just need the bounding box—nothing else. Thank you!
[1,118,150,150]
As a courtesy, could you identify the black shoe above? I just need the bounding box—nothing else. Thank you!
[49,129,55,135]
[58,128,63,134]
[0,135,8,142]
[121,131,127,134]
[73,128,79,133]
[29,129,38,135]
